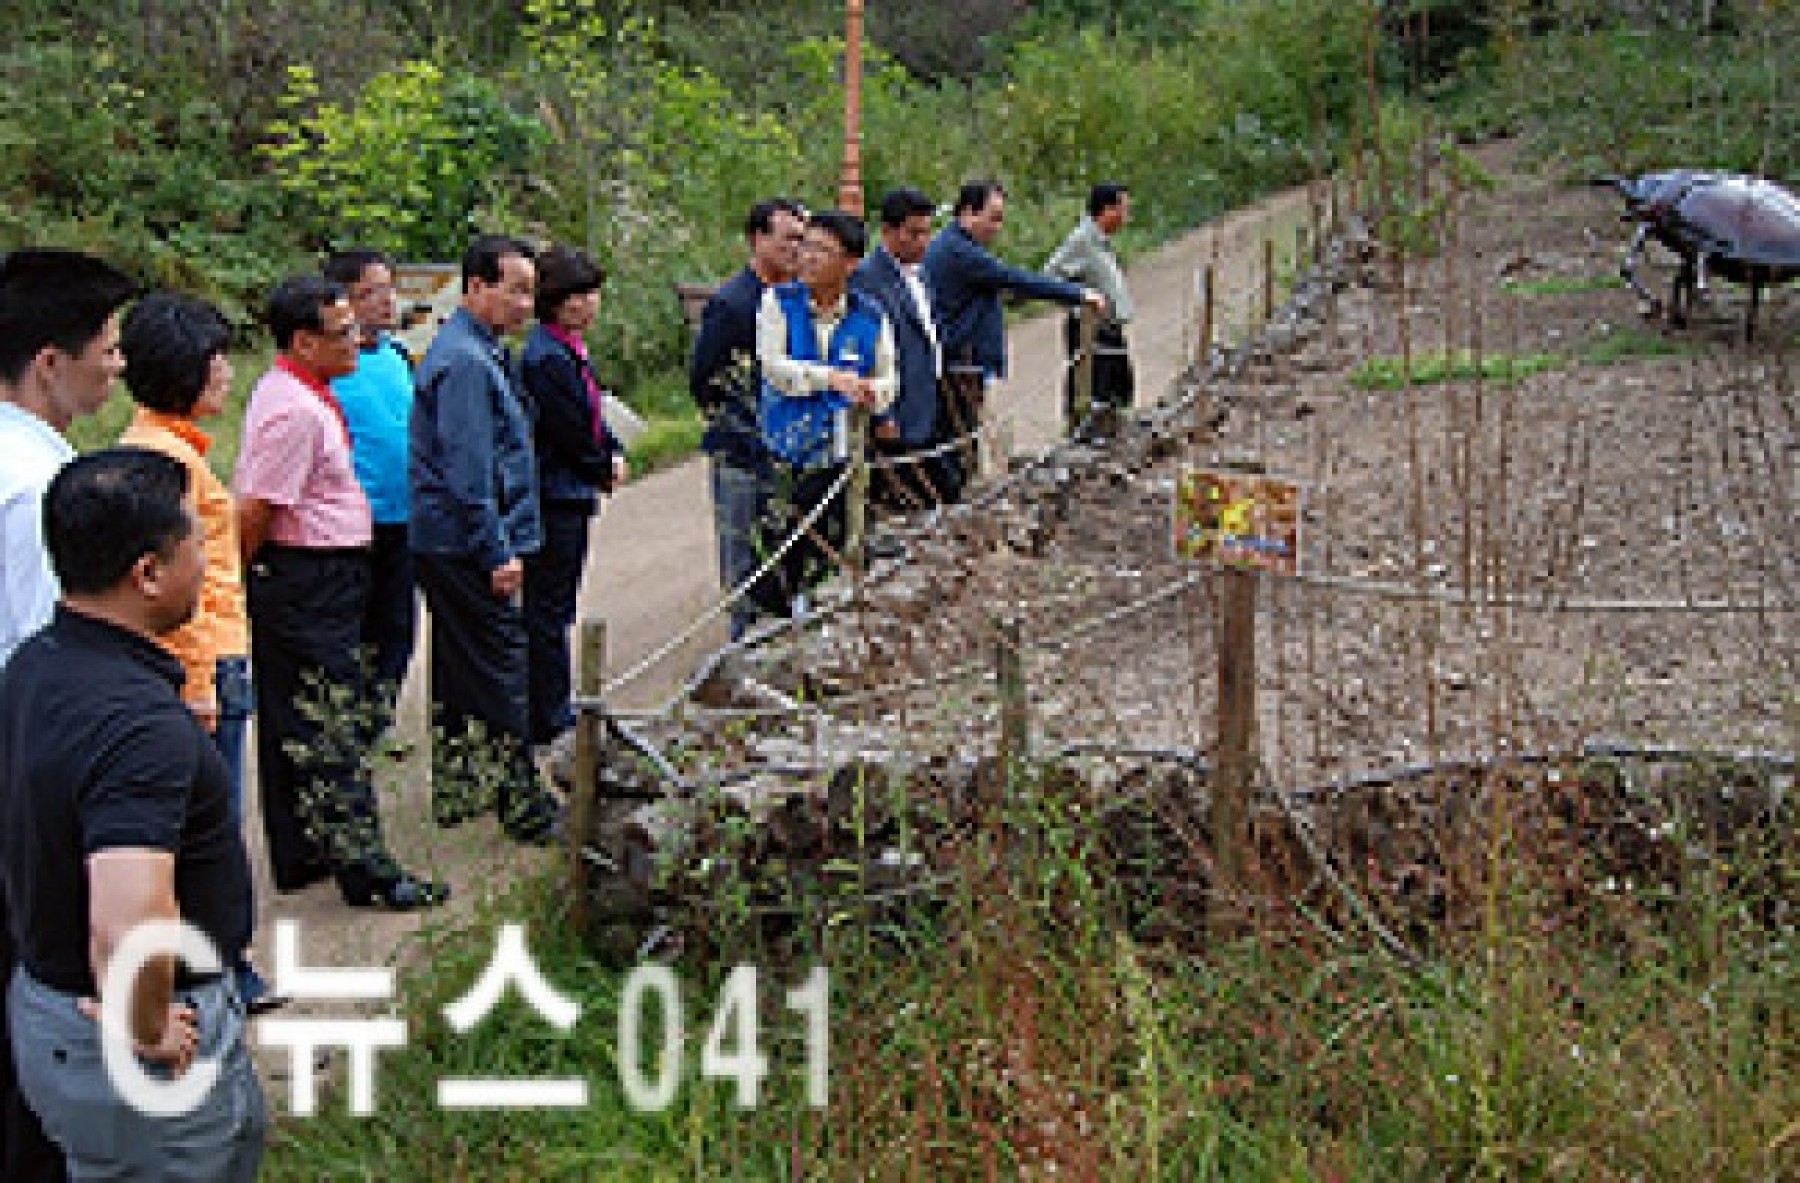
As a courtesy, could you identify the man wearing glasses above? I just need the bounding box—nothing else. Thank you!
[234,277,446,911]
[689,197,807,638]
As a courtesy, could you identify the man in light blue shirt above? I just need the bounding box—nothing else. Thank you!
[0,246,135,1183]
[325,250,417,714]
[0,250,135,667]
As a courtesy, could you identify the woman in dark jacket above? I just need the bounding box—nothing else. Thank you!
[520,245,627,765]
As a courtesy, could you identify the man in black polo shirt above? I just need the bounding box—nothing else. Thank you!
[0,448,266,1181]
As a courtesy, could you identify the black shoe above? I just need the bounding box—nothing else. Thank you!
[338,863,451,910]
[500,792,564,846]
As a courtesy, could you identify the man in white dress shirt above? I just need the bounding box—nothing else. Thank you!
[0,246,134,1183]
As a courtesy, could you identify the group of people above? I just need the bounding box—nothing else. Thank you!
[0,177,1133,1179]
[0,236,625,1178]
[691,180,1135,633]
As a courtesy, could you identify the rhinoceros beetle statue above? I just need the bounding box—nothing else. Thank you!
[1594,170,1800,341]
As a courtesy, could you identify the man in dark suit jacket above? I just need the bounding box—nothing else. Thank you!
[921,180,1105,479]
[851,187,964,508]
[923,180,1106,384]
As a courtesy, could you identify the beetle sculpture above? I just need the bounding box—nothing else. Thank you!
[1595,170,1800,341]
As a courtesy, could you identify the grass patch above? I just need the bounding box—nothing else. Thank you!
[617,366,705,477]
[1349,349,1565,390]
[259,758,1797,1180]
[1579,324,1695,365]
[1501,274,1626,297]
[1351,328,1699,392]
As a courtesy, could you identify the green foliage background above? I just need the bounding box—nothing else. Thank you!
[6,0,1793,441]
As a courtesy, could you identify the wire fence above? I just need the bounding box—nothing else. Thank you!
[581,150,1797,828]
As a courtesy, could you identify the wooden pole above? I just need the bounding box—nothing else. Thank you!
[844,405,870,574]
[995,616,1029,766]
[838,0,865,217]
[568,619,607,936]
[1199,265,1215,364]
[1261,236,1276,327]
[1070,303,1098,436]
[1213,459,1264,909]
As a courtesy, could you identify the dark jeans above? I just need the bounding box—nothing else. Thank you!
[710,456,772,640]
[246,545,392,892]
[211,654,253,819]
[523,502,594,746]
[1063,316,1134,427]
[414,553,540,817]
[361,521,418,721]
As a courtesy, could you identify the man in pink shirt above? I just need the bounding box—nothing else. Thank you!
[234,277,445,911]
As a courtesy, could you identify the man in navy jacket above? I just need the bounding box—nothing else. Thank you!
[923,180,1105,382]
[853,187,962,507]
[922,180,1104,477]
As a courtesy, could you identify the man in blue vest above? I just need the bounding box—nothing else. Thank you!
[755,209,896,614]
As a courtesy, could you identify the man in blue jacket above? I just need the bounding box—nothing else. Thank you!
[922,180,1106,475]
[689,198,806,638]
[411,234,560,844]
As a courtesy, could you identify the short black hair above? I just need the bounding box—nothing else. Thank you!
[44,447,192,596]
[120,292,232,416]
[808,210,868,260]
[953,180,1005,217]
[266,276,346,351]
[321,249,393,288]
[1088,183,1129,219]
[878,187,935,229]
[0,249,137,385]
[534,244,606,322]
[461,234,535,291]
[744,197,807,241]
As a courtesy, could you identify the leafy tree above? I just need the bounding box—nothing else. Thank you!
[263,60,545,260]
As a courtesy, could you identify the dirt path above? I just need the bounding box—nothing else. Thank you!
[245,182,1319,1045]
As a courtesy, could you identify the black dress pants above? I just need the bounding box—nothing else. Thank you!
[523,503,594,747]
[360,521,418,721]
[247,545,392,892]
[1063,316,1135,426]
[414,553,541,819]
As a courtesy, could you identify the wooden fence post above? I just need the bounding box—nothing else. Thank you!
[568,619,606,935]
[1262,236,1276,327]
[1213,459,1264,912]
[845,405,870,574]
[1198,265,1215,364]
[995,616,1029,767]
[1069,303,1098,437]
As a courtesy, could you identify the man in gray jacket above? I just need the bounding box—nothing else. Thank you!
[1046,183,1135,429]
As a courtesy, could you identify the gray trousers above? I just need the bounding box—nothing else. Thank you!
[9,969,266,1182]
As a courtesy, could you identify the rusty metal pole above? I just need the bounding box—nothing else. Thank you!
[838,0,865,217]
[568,619,606,935]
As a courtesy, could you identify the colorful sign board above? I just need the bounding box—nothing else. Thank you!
[1173,468,1303,575]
